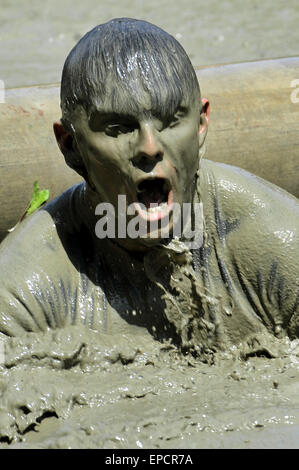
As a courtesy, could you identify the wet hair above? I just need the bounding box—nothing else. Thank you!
[60,18,200,127]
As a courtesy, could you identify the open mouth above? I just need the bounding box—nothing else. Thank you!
[134,177,173,222]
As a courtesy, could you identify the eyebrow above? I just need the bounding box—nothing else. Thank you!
[89,102,189,129]
[88,110,138,129]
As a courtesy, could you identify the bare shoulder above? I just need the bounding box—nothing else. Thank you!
[0,183,85,268]
[200,158,299,238]
[0,208,63,271]
[199,159,299,328]
[199,158,299,287]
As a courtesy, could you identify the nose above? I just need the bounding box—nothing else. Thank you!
[131,122,164,172]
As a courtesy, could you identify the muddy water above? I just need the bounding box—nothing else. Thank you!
[1,0,299,88]
[1,0,299,450]
[0,326,299,449]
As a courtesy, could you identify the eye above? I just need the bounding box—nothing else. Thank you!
[105,123,135,137]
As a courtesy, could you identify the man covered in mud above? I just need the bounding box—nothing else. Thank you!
[0,18,298,357]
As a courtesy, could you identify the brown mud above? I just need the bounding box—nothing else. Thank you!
[1,1,299,450]
[0,325,299,449]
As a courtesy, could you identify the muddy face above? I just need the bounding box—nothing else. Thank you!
[70,93,207,251]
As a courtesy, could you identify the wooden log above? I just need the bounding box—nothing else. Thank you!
[196,57,299,199]
[0,57,298,241]
[0,85,82,241]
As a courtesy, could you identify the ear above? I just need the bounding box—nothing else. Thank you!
[198,98,210,147]
[53,121,74,155]
[53,121,88,180]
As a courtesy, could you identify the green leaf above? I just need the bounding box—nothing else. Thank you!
[26,181,50,215]
[8,181,50,233]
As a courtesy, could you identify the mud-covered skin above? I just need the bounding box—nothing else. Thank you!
[0,159,297,354]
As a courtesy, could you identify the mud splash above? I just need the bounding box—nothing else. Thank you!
[0,325,298,449]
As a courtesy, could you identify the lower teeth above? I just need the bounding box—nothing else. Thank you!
[147,202,168,213]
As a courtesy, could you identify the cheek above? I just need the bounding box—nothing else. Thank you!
[168,126,199,172]
[80,135,135,191]
[84,135,119,162]
[79,134,127,179]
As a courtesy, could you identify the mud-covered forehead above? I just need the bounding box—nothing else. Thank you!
[87,71,192,123]
[61,18,200,122]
